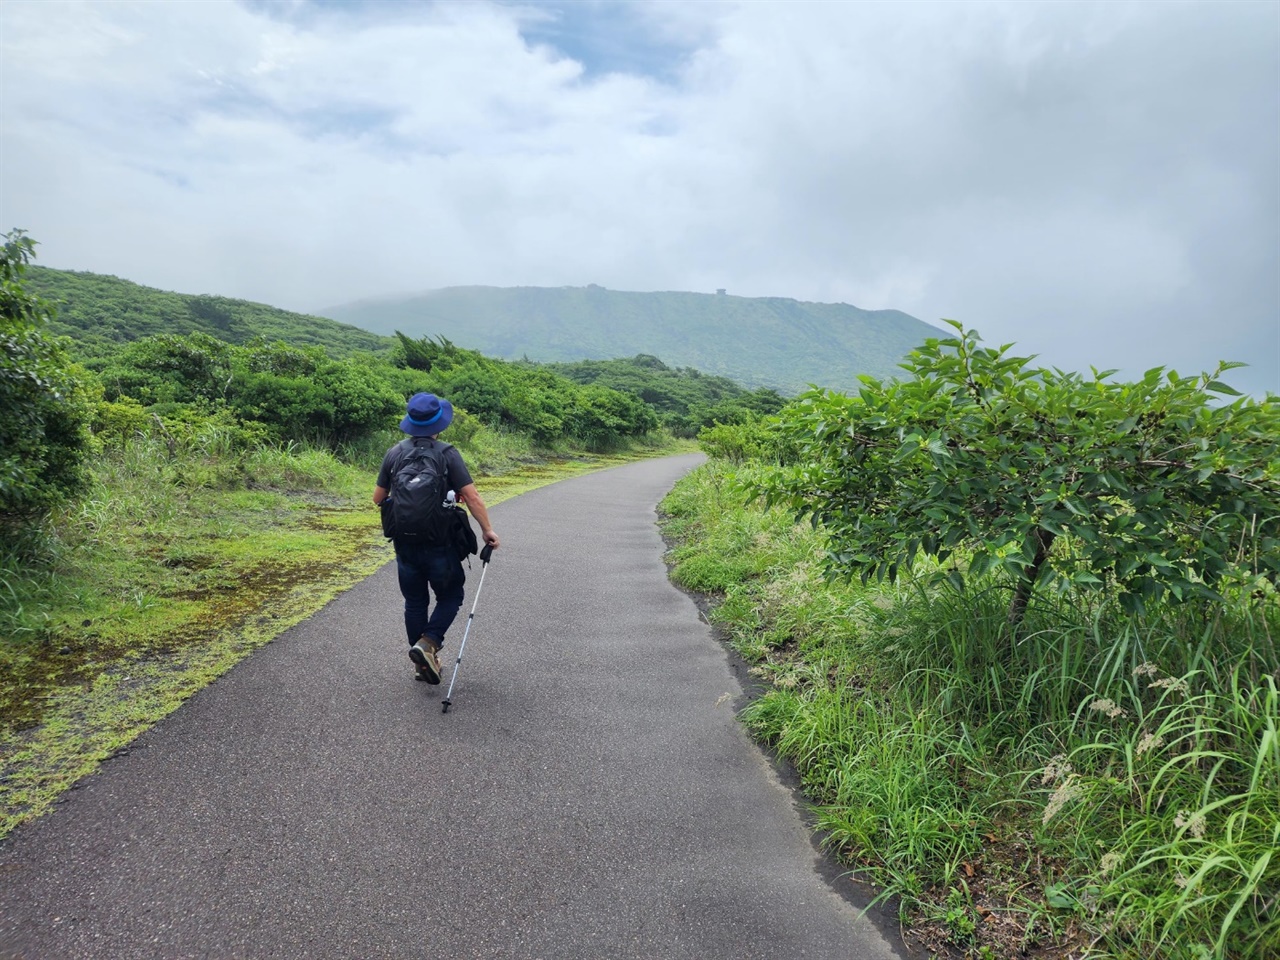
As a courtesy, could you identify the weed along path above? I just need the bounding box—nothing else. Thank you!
[0,454,903,960]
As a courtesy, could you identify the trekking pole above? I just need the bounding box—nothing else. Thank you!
[442,543,494,714]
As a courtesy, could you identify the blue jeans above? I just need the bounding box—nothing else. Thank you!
[394,540,466,648]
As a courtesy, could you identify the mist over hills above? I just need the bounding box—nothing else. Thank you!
[323,286,943,394]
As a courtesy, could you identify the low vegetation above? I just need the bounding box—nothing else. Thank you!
[662,327,1277,960]
[24,262,780,450]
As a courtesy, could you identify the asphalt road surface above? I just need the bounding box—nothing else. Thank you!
[0,454,905,960]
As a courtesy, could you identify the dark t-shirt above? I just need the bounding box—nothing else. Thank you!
[377,438,473,493]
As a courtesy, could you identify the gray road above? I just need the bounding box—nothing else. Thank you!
[0,454,904,960]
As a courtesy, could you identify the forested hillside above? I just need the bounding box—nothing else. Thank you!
[28,266,942,397]
[20,266,796,437]
[26,266,391,359]
[323,285,943,394]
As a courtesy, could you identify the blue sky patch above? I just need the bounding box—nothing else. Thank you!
[243,0,699,82]
[507,1,696,83]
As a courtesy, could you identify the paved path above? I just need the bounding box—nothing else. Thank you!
[0,455,904,960]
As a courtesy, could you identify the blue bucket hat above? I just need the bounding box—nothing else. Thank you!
[399,392,454,437]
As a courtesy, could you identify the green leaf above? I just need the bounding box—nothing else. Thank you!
[1045,884,1077,910]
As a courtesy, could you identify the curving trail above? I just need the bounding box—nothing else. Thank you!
[0,454,905,960]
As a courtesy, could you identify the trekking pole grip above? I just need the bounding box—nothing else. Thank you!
[480,543,494,563]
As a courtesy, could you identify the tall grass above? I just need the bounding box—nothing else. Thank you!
[0,523,60,649]
[0,435,192,659]
[1046,666,1279,958]
[0,428,361,672]
[661,463,1279,959]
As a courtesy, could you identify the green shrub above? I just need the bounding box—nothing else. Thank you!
[443,406,481,447]
[98,331,234,405]
[396,332,661,447]
[0,230,93,521]
[99,333,402,449]
[92,396,151,447]
[697,418,780,464]
[753,322,1280,632]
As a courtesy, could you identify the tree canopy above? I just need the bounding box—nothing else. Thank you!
[753,321,1279,629]
[394,334,660,447]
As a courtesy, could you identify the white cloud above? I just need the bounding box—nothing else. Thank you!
[1,0,1275,393]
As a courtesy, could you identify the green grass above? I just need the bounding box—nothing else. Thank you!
[660,462,1280,960]
[0,427,685,839]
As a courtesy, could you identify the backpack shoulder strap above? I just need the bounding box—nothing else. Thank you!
[389,436,414,470]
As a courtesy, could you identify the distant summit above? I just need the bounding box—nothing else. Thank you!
[323,285,942,394]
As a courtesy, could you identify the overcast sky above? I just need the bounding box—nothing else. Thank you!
[2,0,1277,394]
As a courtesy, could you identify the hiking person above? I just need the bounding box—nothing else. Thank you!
[374,393,500,684]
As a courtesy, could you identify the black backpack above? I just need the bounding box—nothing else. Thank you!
[381,438,479,559]
[382,438,455,545]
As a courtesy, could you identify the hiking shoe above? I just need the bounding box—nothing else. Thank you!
[410,636,442,685]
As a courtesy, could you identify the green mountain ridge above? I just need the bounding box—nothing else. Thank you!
[323,285,944,394]
[26,266,391,360]
[25,266,943,395]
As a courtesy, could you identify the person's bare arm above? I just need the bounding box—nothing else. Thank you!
[373,485,388,506]
[459,483,499,549]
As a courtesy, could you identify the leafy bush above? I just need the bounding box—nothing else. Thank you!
[697,417,784,464]
[443,406,480,447]
[0,230,92,521]
[99,333,402,448]
[98,332,234,406]
[92,396,151,448]
[550,354,786,437]
[436,366,508,423]
[562,385,660,451]
[396,333,659,447]
[753,322,1280,631]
